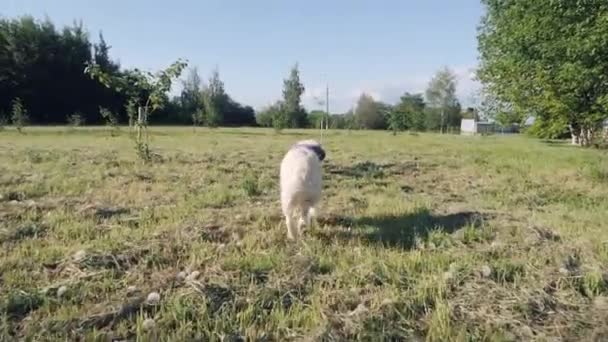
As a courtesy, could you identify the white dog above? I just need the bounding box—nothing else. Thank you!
[279,139,326,240]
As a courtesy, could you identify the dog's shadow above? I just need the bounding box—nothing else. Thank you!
[314,209,488,249]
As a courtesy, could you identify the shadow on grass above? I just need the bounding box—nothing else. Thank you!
[210,130,271,136]
[326,161,420,180]
[316,208,488,249]
[542,139,577,148]
[326,161,387,179]
[210,130,310,137]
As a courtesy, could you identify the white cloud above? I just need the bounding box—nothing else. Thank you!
[303,64,482,113]
[452,65,482,107]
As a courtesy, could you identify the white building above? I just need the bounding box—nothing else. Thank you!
[460,119,495,135]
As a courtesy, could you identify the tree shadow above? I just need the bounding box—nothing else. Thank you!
[211,130,270,136]
[315,209,489,249]
[212,130,312,137]
[542,140,576,148]
[326,161,386,178]
[325,160,421,179]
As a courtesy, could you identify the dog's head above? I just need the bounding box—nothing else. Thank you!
[294,139,326,162]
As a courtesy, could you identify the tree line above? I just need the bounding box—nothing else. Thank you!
[0,16,256,127]
[1,15,474,133]
[257,66,468,133]
[0,16,125,125]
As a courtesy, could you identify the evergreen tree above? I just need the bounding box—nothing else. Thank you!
[282,63,306,128]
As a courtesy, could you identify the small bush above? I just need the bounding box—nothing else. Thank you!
[0,111,7,130]
[125,98,138,128]
[11,98,29,133]
[135,140,152,162]
[192,108,204,128]
[67,112,84,127]
[99,106,119,135]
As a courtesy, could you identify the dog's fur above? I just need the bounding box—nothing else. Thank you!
[279,139,326,240]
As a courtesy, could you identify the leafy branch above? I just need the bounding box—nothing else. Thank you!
[84,59,188,161]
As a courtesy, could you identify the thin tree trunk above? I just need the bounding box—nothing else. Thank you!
[569,124,580,145]
[571,133,579,145]
[580,131,588,147]
[137,106,143,143]
[580,128,594,147]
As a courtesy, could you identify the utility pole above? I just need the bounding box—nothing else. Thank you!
[325,83,329,130]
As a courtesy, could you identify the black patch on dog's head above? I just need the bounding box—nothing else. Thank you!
[308,144,326,161]
[297,144,326,161]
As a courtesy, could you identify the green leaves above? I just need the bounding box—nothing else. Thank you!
[85,59,187,161]
[478,0,608,144]
[425,67,458,110]
[281,63,307,128]
[85,59,188,115]
[11,97,28,132]
[354,93,386,130]
[202,68,226,128]
[425,67,461,132]
[396,93,426,131]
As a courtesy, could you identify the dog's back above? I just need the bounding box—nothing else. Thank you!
[280,146,322,211]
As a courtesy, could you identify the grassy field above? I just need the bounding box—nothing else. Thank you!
[0,126,607,341]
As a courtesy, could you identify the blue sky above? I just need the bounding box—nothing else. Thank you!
[2,0,483,112]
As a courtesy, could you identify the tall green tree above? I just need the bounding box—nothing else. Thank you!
[222,97,257,127]
[354,93,386,129]
[181,67,204,125]
[307,110,326,129]
[392,92,426,132]
[202,68,226,127]
[256,103,276,127]
[477,0,608,146]
[282,63,307,128]
[272,102,288,132]
[386,108,405,135]
[329,110,357,130]
[425,67,461,133]
[93,32,119,73]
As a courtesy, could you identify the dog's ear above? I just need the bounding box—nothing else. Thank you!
[310,145,326,161]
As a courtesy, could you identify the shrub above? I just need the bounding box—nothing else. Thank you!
[11,98,29,133]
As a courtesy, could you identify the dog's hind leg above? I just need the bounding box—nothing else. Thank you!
[306,206,317,227]
[285,212,298,240]
[298,202,313,234]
